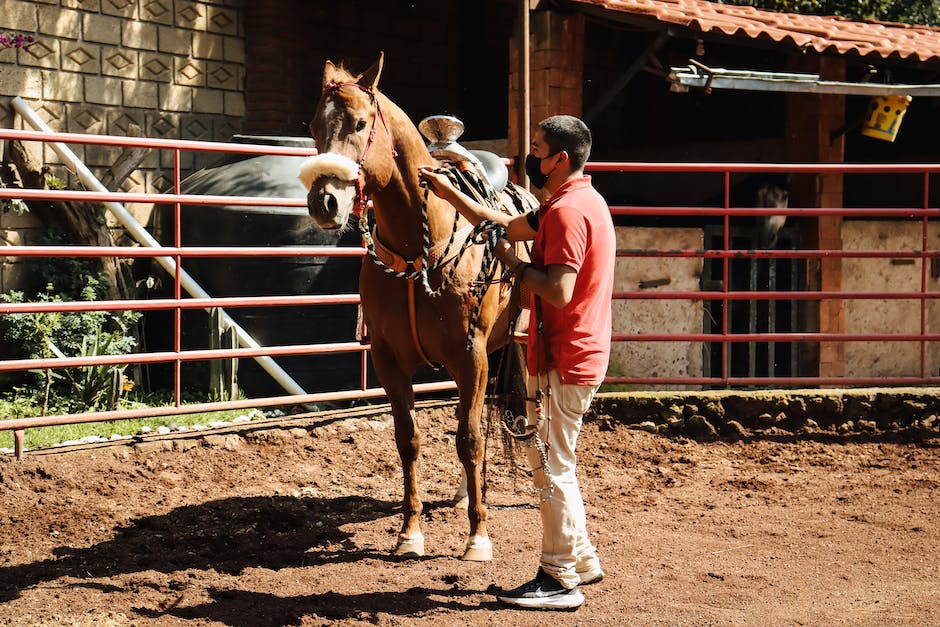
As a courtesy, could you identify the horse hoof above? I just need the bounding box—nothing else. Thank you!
[394,533,425,558]
[461,535,493,562]
[451,495,469,510]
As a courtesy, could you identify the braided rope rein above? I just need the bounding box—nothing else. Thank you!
[358,166,512,350]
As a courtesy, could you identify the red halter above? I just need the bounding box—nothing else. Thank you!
[323,81,397,216]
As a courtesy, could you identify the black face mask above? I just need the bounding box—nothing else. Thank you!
[524,153,557,189]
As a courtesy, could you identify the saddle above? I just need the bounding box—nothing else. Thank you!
[418,115,509,194]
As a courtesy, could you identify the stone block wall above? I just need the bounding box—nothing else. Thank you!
[0,0,246,294]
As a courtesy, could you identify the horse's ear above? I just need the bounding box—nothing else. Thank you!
[322,60,341,88]
[357,51,384,91]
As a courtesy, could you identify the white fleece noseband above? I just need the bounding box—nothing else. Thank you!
[298,152,360,191]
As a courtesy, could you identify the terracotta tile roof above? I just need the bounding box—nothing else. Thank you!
[566,0,940,64]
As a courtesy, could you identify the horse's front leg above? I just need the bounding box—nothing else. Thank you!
[454,341,493,561]
[371,344,424,558]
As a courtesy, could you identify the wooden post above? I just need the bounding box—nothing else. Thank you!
[508,9,585,160]
[785,55,846,380]
[208,308,238,401]
[14,429,24,461]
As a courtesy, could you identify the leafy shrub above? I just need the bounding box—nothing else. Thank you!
[1,277,140,414]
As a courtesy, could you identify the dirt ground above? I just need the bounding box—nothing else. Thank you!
[1,399,938,626]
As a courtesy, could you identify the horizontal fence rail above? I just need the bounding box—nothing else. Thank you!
[1,127,938,456]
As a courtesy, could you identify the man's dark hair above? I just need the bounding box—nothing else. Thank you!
[539,115,592,171]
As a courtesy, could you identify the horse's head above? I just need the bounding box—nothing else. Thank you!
[755,174,790,248]
[300,53,394,231]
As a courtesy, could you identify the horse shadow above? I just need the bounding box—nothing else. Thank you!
[0,494,436,604]
[133,585,500,626]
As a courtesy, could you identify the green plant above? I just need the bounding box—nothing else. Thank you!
[0,177,29,216]
[718,0,940,25]
[0,278,141,414]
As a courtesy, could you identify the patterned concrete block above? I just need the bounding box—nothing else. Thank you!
[175,57,206,87]
[19,38,60,69]
[207,5,238,36]
[139,0,173,25]
[158,84,192,112]
[61,41,101,74]
[42,70,83,102]
[37,6,81,38]
[83,13,123,45]
[139,53,172,82]
[4,1,38,31]
[192,32,223,60]
[101,46,137,78]
[102,0,138,19]
[83,77,123,106]
[157,25,191,55]
[147,111,179,139]
[176,1,208,31]
[84,144,122,167]
[193,88,223,114]
[108,109,146,135]
[214,117,241,142]
[31,100,65,129]
[180,114,211,140]
[223,91,243,117]
[222,35,244,64]
[122,21,157,49]
[122,80,158,108]
[0,66,42,99]
[67,103,108,133]
[206,61,238,90]
[62,0,101,11]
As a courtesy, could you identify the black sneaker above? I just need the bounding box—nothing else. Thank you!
[496,568,585,610]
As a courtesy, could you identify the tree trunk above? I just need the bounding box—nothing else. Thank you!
[9,140,134,301]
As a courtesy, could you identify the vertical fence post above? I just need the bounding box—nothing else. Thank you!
[173,147,182,407]
[13,429,24,460]
[722,170,731,384]
[209,307,238,401]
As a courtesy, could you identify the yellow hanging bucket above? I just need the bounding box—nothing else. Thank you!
[861,95,912,142]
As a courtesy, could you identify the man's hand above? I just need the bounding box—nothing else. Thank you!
[417,166,454,199]
[493,237,517,267]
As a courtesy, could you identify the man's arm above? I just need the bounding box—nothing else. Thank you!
[418,166,536,242]
[491,236,577,309]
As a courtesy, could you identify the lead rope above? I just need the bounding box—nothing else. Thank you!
[495,270,555,493]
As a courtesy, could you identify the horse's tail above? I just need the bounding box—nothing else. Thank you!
[485,340,528,492]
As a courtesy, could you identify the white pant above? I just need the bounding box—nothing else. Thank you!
[526,369,601,589]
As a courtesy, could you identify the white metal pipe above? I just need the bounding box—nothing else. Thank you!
[11,96,308,397]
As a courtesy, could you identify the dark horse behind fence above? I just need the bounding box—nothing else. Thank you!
[300,53,536,561]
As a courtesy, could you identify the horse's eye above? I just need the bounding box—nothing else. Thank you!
[355,120,367,132]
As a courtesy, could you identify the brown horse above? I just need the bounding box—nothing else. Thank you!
[300,53,531,561]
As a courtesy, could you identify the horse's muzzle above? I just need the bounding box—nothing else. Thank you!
[306,177,356,230]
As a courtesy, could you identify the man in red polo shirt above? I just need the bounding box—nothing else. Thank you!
[419,114,615,611]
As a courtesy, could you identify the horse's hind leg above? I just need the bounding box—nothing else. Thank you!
[372,348,424,558]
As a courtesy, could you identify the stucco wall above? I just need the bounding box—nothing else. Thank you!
[610,227,704,389]
[842,220,940,378]
[1,0,246,294]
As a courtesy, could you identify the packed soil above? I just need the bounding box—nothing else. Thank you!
[1,398,938,626]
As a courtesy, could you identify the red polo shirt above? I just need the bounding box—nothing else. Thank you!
[527,176,615,385]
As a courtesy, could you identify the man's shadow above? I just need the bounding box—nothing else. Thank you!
[0,494,431,604]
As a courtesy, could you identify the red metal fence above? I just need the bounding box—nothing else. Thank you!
[1,128,938,454]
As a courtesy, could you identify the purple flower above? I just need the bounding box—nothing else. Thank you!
[1,32,35,50]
